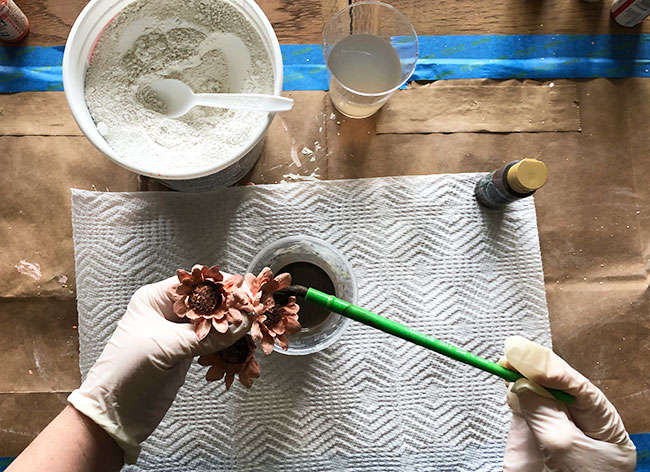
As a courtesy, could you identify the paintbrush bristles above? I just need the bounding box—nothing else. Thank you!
[274,284,309,305]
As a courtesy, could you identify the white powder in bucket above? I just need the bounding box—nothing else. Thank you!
[85,0,274,175]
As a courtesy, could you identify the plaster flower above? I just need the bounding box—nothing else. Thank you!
[198,335,260,390]
[245,267,302,354]
[168,266,252,340]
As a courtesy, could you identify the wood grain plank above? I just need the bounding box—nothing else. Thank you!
[353,0,650,35]
[13,0,88,47]
[12,0,647,49]
[12,0,329,46]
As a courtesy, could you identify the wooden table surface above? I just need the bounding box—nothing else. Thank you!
[1,0,650,459]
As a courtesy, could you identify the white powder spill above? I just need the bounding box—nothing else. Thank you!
[282,168,321,182]
[280,118,301,168]
[85,0,273,174]
[15,260,42,281]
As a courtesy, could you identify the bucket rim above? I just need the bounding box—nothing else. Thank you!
[62,0,283,181]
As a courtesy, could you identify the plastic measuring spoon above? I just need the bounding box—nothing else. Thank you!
[148,78,294,118]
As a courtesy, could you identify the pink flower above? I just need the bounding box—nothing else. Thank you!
[198,335,260,390]
[167,265,252,340]
[245,267,302,354]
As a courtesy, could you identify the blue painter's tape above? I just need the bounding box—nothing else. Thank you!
[0,457,14,471]
[0,45,64,92]
[0,433,649,469]
[633,433,650,471]
[3,35,650,92]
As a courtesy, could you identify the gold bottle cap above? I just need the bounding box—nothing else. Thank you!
[507,158,548,194]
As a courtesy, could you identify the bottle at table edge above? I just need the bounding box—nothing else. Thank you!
[611,0,650,27]
[474,158,548,208]
[0,0,29,42]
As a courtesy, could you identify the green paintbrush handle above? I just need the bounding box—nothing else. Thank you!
[304,288,575,404]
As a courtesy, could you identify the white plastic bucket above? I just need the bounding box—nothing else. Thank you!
[62,0,282,192]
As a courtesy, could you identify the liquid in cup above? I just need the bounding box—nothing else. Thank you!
[327,33,402,117]
[323,1,418,119]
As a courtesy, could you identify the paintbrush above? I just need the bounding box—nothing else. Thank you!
[275,285,575,404]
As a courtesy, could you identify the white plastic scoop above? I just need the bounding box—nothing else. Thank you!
[148,78,294,118]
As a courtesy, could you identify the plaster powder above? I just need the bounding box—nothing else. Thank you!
[85,0,274,175]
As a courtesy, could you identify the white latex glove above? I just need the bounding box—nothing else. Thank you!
[502,336,636,472]
[68,273,252,464]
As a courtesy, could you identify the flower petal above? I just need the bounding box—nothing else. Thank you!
[198,353,218,366]
[280,300,300,315]
[248,358,261,379]
[194,318,212,340]
[203,265,223,282]
[244,273,258,294]
[257,267,273,285]
[175,284,192,297]
[176,269,192,284]
[227,308,243,325]
[260,279,279,295]
[173,299,189,316]
[274,272,292,290]
[230,287,250,306]
[206,363,226,381]
[272,319,287,336]
[213,318,229,333]
[223,274,243,290]
[261,333,275,354]
[239,370,251,387]
[262,295,275,312]
[225,373,235,390]
[185,309,201,320]
[285,317,302,334]
[250,321,263,341]
[276,334,289,351]
[191,267,203,283]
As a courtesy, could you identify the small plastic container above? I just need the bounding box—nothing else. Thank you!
[247,236,357,355]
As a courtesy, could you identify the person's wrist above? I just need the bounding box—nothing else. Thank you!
[68,387,142,463]
[67,404,124,461]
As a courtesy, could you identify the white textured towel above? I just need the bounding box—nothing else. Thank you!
[71,173,551,471]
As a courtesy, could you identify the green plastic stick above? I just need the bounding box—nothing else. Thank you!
[304,288,575,404]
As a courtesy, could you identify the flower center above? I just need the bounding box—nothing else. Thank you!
[219,336,250,364]
[263,306,282,329]
[188,281,222,315]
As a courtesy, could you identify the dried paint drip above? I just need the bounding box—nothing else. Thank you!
[15,259,41,280]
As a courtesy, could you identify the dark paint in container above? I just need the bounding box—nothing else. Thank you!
[277,261,335,329]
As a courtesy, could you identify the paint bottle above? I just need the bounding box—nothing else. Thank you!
[475,158,548,208]
[611,0,650,27]
[0,0,29,42]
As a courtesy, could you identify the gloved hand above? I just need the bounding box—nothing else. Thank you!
[68,272,253,464]
[501,336,636,471]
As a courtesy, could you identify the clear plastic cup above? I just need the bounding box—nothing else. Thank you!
[322,1,418,118]
[246,236,357,355]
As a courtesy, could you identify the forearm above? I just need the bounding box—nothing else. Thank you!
[7,404,124,472]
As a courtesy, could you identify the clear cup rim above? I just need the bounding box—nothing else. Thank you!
[322,0,419,98]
